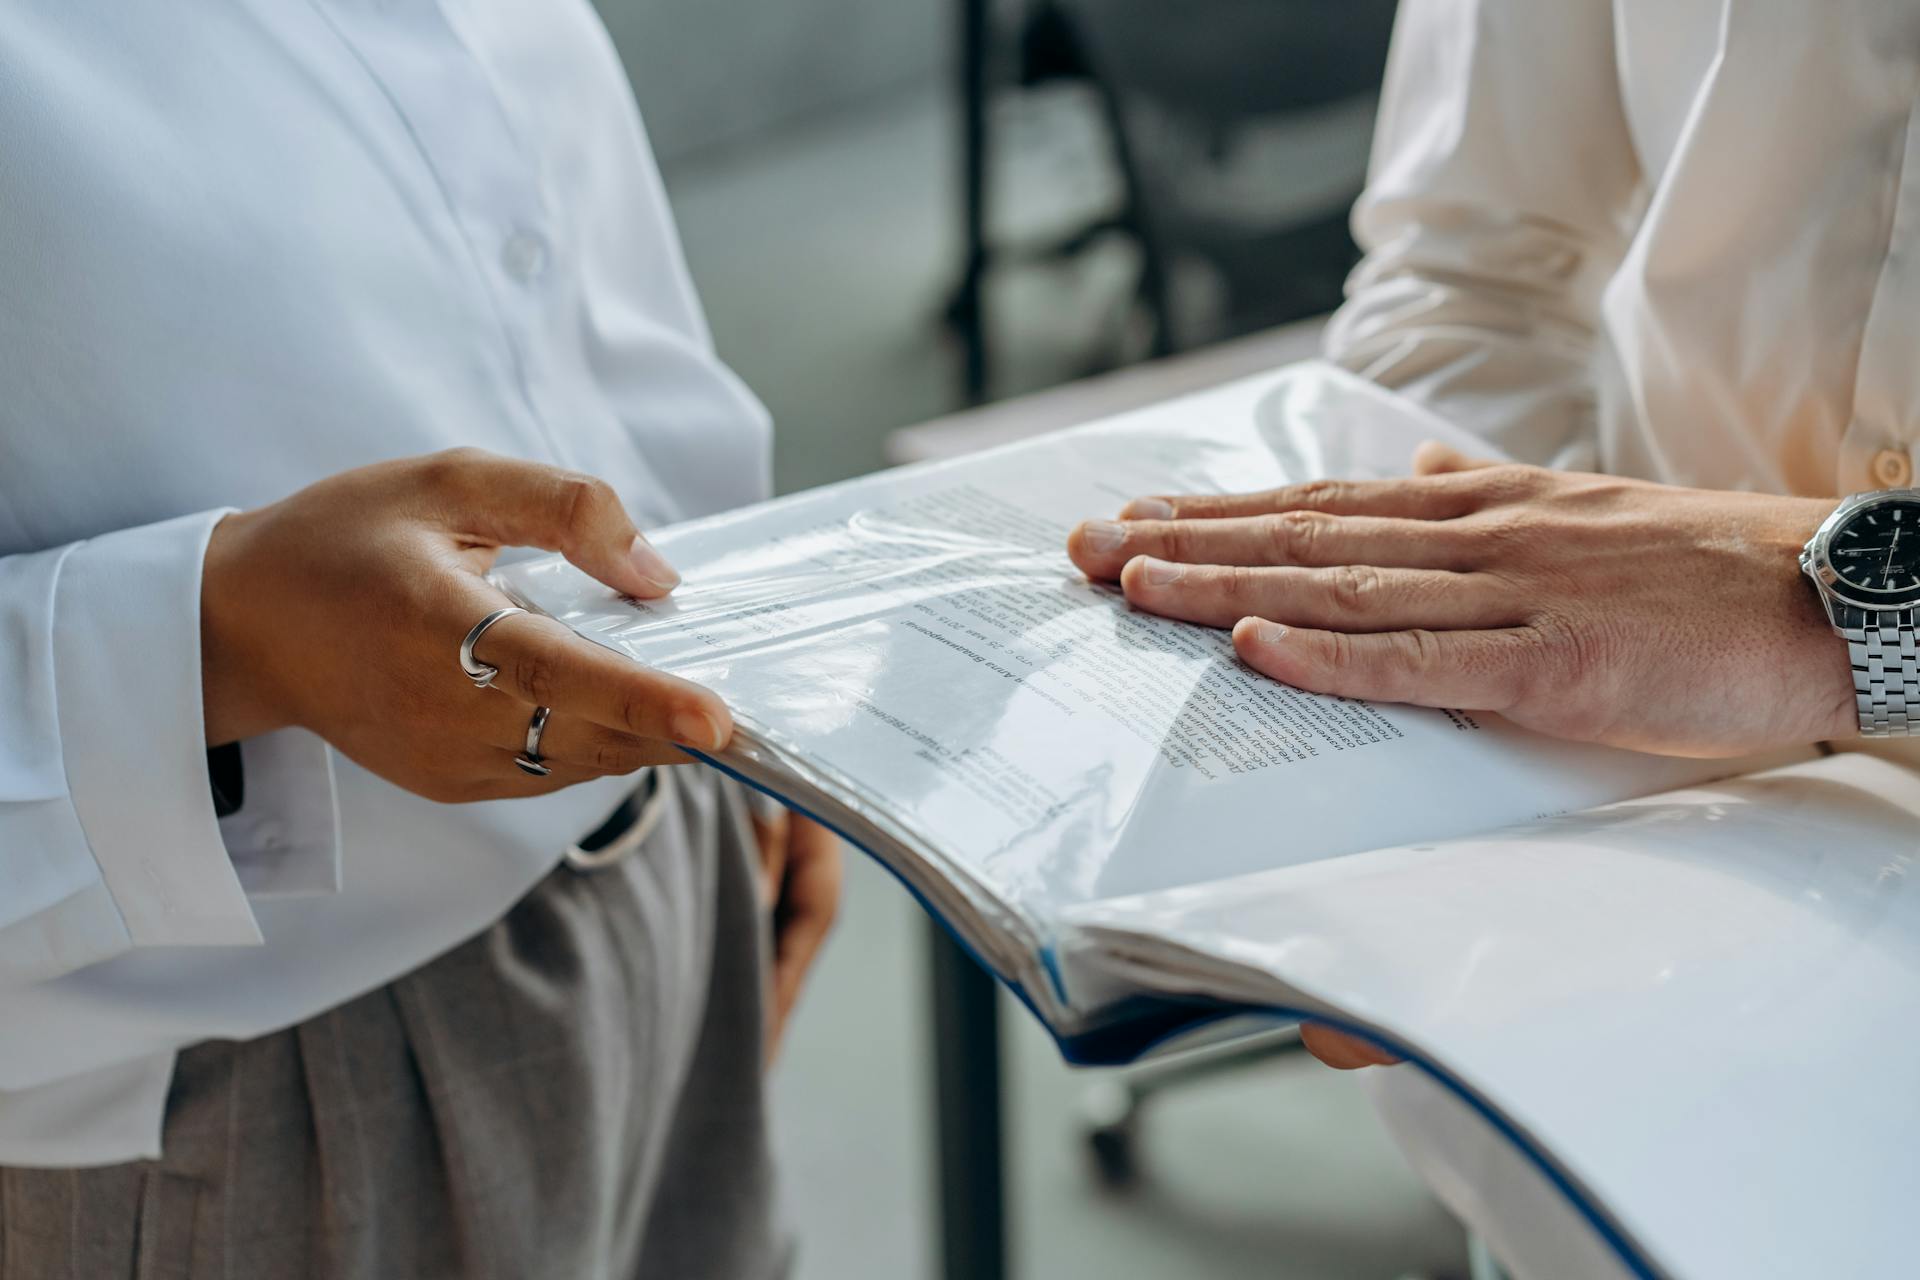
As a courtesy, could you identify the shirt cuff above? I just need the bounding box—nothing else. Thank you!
[221,729,343,898]
[49,512,263,946]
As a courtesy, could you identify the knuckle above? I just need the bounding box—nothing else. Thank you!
[1196,564,1246,605]
[1472,509,1532,551]
[1327,564,1382,614]
[1218,565,1261,604]
[1478,567,1528,602]
[618,689,658,738]
[1157,520,1198,563]
[417,446,489,490]
[1504,623,1572,711]
[1471,463,1543,504]
[1396,627,1442,671]
[508,649,559,707]
[590,732,642,776]
[1320,628,1357,672]
[590,741,626,776]
[1265,510,1323,562]
[1552,615,1628,702]
[554,472,615,545]
[1289,478,1349,511]
[1574,475,1641,509]
[1536,612,1596,674]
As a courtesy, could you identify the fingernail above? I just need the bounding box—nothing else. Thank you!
[1240,618,1287,648]
[1123,497,1174,519]
[672,709,725,750]
[1138,557,1184,587]
[628,535,681,591]
[1081,520,1127,553]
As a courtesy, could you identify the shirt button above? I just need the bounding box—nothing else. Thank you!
[501,229,549,283]
[1871,448,1913,489]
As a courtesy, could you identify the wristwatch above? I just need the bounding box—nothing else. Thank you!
[1801,488,1920,737]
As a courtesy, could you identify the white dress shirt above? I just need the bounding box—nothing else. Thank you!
[1329,2,1920,1276]
[0,0,769,1165]
[1329,0,1920,501]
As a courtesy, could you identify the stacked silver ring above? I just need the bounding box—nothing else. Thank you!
[459,606,527,689]
[458,606,553,778]
[515,706,552,777]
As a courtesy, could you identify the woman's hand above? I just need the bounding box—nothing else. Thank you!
[751,807,844,1063]
[1068,443,1855,759]
[201,448,732,803]
[1298,1025,1400,1071]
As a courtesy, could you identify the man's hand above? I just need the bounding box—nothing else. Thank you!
[752,808,844,1063]
[201,448,733,803]
[1068,443,1856,758]
[1069,443,1856,1070]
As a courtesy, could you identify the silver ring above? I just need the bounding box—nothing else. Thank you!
[522,710,552,759]
[513,706,553,778]
[524,706,551,760]
[459,606,527,690]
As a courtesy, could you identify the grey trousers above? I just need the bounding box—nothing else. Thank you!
[0,769,788,1280]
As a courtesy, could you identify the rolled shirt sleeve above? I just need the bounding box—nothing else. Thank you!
[1324,0,1645,468]
[0,510,340,986]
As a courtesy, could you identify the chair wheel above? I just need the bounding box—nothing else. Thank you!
[1079,1077,1142,1188]
[1085,1119,1138,1188]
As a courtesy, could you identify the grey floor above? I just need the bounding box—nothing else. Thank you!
[660,83,1469,1280]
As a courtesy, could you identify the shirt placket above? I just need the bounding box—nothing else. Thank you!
[312,0,572,469]
[1843,96,1920,495]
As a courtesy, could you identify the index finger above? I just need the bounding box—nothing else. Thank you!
[418,448,682,601]
[472,606,733,750]
[1068,511,1480,581]
[1118,473,1487,523]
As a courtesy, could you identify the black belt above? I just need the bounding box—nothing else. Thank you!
[564,767,666,872]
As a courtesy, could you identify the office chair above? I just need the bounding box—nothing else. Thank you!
[1017,0,1398,355]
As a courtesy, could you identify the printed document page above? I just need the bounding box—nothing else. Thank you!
[500,365,1740,938]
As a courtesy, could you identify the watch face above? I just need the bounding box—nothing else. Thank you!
[1829,499,1920,596]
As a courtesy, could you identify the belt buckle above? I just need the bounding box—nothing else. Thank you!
[564,769,668,872]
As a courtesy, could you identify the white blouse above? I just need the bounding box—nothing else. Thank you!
[0,0,768,1164]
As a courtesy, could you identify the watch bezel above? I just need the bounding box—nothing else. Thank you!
[1803,488,1920,610]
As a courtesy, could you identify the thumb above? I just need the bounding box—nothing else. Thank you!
[422,449,682,599]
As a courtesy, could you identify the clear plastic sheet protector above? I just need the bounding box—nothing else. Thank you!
[495,362,1901,1278]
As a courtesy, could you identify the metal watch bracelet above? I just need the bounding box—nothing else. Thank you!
[1829,601,1920,737]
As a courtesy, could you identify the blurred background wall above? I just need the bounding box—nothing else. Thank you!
[596,0,946,164]
[599,0,1393,494]
[590,4,1469,1278]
